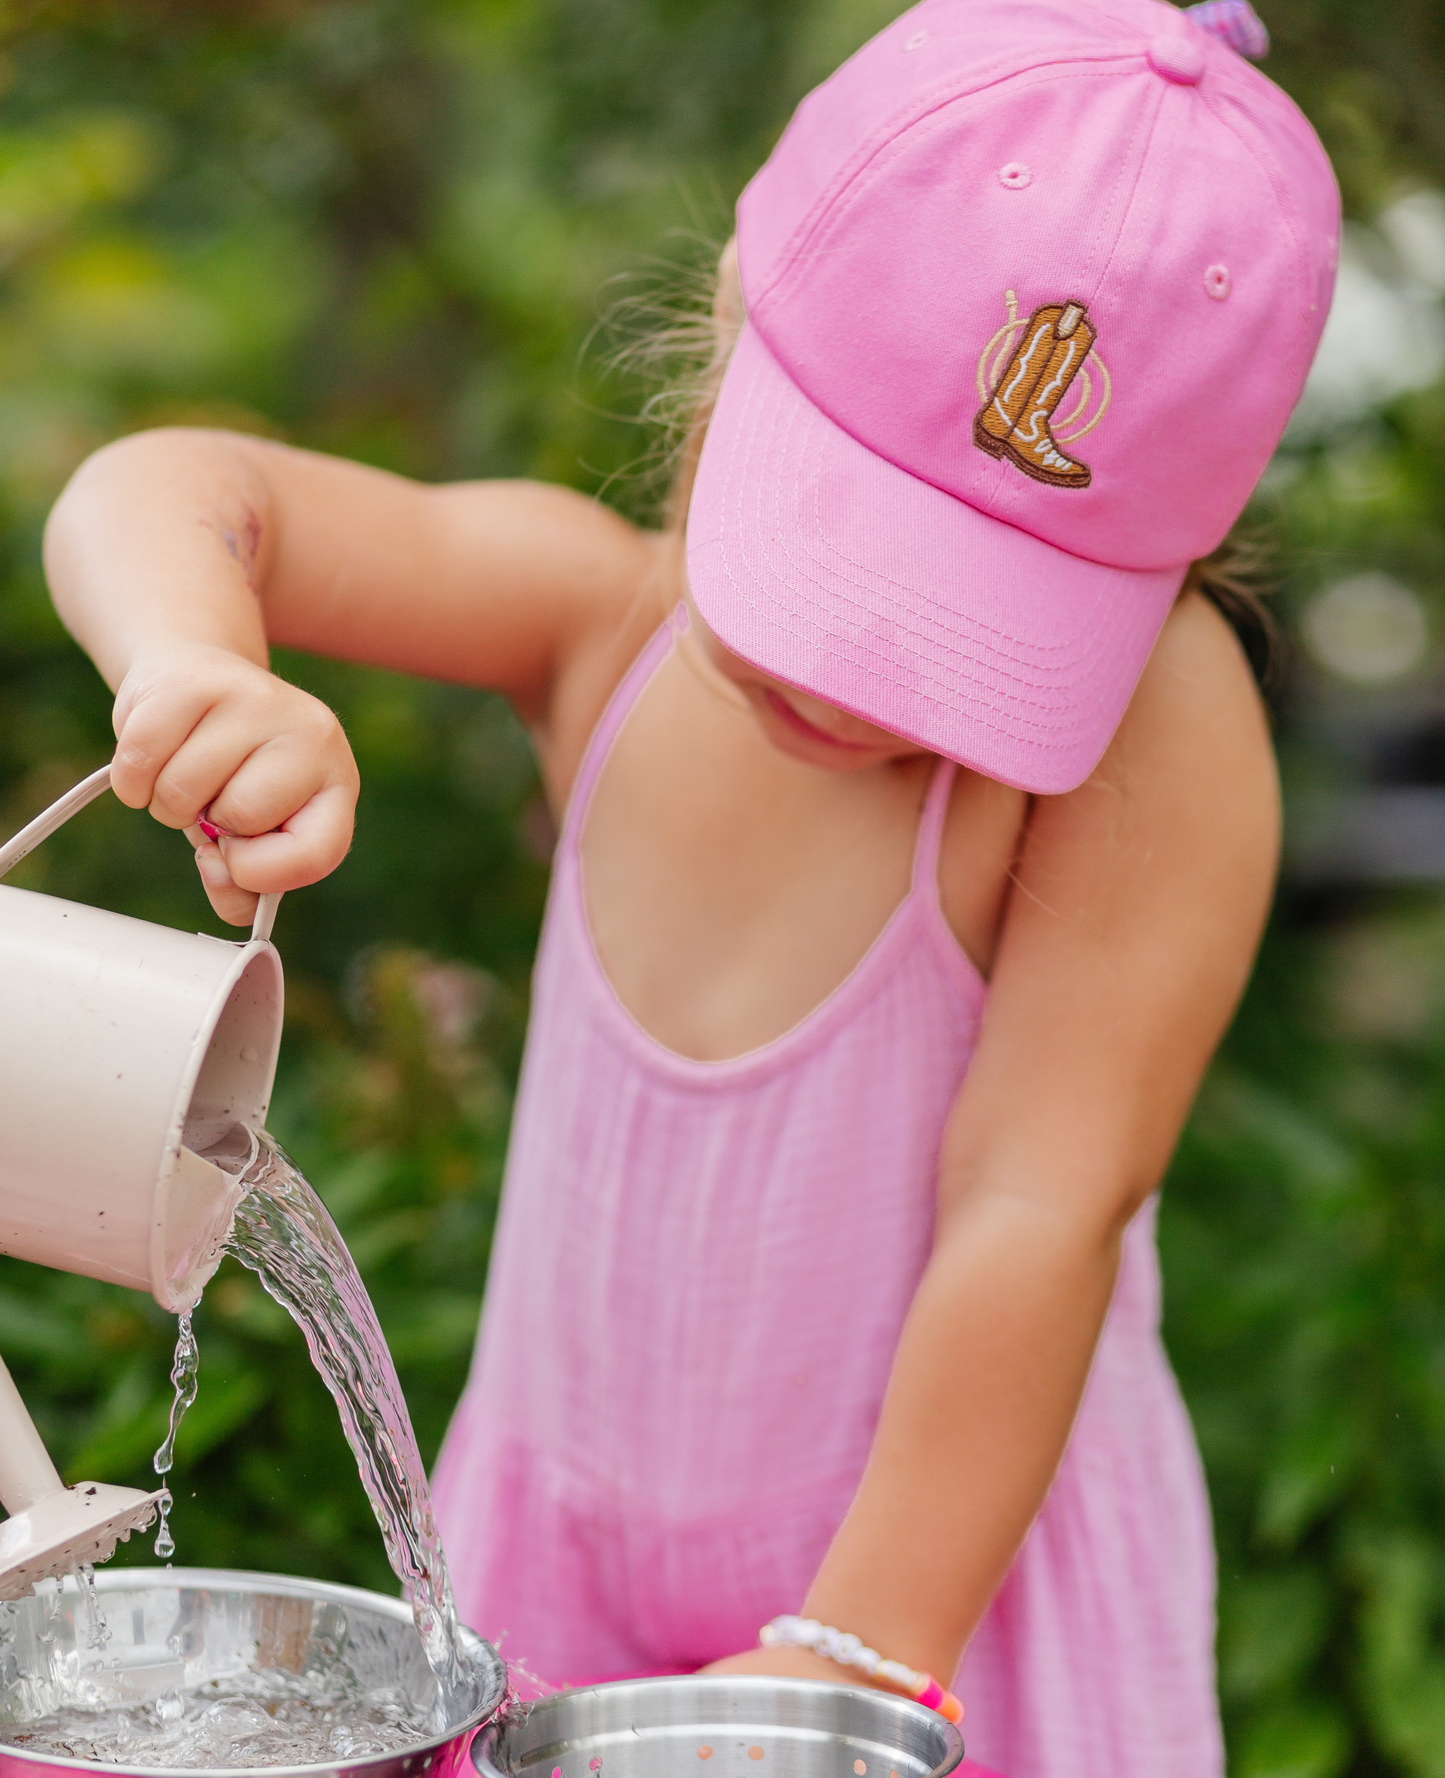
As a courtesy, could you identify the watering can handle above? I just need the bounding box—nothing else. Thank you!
[0,763,282,944]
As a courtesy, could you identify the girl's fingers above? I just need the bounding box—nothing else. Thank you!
[142,712,258,830]
[203,734,354,844]
[214,782,356,895]
[148,713,355,844]
[193,838,260,928]
[111,685,213,811]
[147,721,295,833]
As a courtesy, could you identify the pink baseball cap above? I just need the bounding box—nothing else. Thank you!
[685,0,1339,793]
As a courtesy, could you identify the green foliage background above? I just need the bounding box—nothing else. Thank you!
[0,3,1444,1774]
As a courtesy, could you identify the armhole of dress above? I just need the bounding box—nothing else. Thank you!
[555,608,683,861]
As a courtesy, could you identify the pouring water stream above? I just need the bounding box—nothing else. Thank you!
[219,1128,463,1698]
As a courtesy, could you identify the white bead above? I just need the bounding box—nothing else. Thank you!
[772,1618,907,1685]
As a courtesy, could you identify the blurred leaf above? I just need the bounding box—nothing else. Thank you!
[1350,1531,1445,1777]
[0,113,162,263]
[63,1358,166,1482]
[1232,1701,1351,1778]
[1220,1569,1334,1703]
[0,1287,93,1362]
[170,1371,269,1470]
[1257,1407,1362,1549]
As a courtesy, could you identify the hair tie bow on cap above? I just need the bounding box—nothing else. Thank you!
[1183,0,1270,58]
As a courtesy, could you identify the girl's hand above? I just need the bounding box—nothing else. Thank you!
[698,1646,865,1688]
[110,639,359,926]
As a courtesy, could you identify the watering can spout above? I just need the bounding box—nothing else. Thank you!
[0,766,287,1596]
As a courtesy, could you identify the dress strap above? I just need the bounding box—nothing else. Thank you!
[910,756,957,899]
[557,608,683,855]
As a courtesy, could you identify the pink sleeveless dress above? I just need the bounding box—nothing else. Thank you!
[433,617,1224,1778]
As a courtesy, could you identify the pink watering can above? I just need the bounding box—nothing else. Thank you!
[0,765,283,1598]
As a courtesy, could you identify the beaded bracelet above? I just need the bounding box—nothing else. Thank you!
[759,1616,964,1724]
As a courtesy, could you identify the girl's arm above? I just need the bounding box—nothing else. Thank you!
[712,592,1279,1689]
[44,430,662,921]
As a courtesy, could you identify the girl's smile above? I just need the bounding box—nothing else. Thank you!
[761,687,877,753]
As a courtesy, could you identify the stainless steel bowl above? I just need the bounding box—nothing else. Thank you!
[473,1678,965,1778]
[0,1567,507,1778]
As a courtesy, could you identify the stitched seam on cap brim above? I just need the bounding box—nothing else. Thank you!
[798,435,1126,696]
[773,362,1121,669]
[785,405,1133,733]
[747,51,1141,311]
[723,333,1101,668]
[712,483,1138,759]
[707,483,1138,773]
[693,330,1165,696]
[716,360,1062,741]
[712,353,1161,752]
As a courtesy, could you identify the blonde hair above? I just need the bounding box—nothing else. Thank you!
[600,236,737,531]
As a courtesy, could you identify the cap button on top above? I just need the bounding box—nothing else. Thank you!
[1147,33,1205,83]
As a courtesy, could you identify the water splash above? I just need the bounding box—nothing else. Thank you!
[73,1566,110,1656]
[151,1314,199,1561]
[223,1130,463,1697]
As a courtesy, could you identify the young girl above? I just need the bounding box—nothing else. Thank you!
[38,1,1337,1773]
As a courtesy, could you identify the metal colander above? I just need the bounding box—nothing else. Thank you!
[473,1678,970,1778]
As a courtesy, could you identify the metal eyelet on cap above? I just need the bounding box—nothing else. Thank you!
[1147,33,1206,83]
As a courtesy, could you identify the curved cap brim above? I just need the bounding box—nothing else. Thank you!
[685,325,1186,795]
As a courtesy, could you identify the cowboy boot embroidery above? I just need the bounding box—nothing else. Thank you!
[974,301,1096,489]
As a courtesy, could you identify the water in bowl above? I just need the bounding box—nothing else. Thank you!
[2,1653,434,1768]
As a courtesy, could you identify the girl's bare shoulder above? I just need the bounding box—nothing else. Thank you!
[1017,588,1280,938]
[936,591,1276,978]
[1117,589,1277,813]
[527,517,682,808]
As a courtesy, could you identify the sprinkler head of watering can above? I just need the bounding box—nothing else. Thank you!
[0,1352,168,1600]
[0,1483,166,1602]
